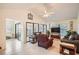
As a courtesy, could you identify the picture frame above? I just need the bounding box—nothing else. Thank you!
[28,13,33,20]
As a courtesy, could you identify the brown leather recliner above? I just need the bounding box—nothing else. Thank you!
[37,34,53,49]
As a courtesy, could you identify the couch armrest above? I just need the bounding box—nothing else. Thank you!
[61,39,79,44]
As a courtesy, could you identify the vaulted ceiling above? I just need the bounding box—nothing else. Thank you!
[0,3,79,20]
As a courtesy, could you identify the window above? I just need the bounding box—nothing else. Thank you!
[39,24,43,32]
[34,23,39,33]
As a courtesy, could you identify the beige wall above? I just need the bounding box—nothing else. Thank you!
[0,8,6,50]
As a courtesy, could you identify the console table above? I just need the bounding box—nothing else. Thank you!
[51,33,60,39]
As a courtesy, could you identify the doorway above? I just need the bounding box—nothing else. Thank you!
[5,18,22,54]
[6,18,15,39]
[26,22,47,43]
[26,22,33,42]
[6,18,22,40]
[15,23,21,41]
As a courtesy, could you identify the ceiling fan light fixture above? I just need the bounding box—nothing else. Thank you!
[43,14,49,17]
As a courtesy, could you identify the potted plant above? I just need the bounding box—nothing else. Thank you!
[64,30,78,39]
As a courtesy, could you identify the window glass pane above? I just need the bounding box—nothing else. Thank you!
[39,24,43,32]
[26,23,33,41]
[60,24,68,38]
[47,24,50,30]
[43,25,47,33]
[34,23,38,33]
[15,23,21,40]
[77,24,79,34]
[6,19,15,38]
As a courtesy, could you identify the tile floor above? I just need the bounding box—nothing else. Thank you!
[0,39,60,55]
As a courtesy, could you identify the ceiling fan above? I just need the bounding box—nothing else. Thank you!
[43,10,54,17]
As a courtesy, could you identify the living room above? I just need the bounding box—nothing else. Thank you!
[0,3,79,55]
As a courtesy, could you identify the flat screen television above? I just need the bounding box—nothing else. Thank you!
[51,27,60,33]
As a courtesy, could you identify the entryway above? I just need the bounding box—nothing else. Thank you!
[5,18,22,54]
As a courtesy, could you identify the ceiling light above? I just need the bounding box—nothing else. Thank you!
[43,14,49,17]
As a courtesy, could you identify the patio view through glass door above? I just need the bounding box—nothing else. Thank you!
[39,24,43,32]
[43,25,47,34]
[26,22,47,43]
[60,24,68,39]
[26,22,33,42]
[15,23,21,41]
[34,23,39,33]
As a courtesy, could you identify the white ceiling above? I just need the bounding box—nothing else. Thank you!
[0,3,79,20]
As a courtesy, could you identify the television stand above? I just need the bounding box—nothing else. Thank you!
[51,32,60,39]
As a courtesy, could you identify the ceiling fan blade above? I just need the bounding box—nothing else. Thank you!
[43,9,54,17]
[43,14,49,17]
[47,12,54,15]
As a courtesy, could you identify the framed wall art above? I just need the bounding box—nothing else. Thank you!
[28,13,33,20]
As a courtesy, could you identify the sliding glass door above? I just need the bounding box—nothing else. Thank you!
[26,22,33,42]
[15,23,21,41]
[39,24,43,32]
[26,22,47,43]
[34,23,39,33]
[43,25,47,34]
[60,24,68,39]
